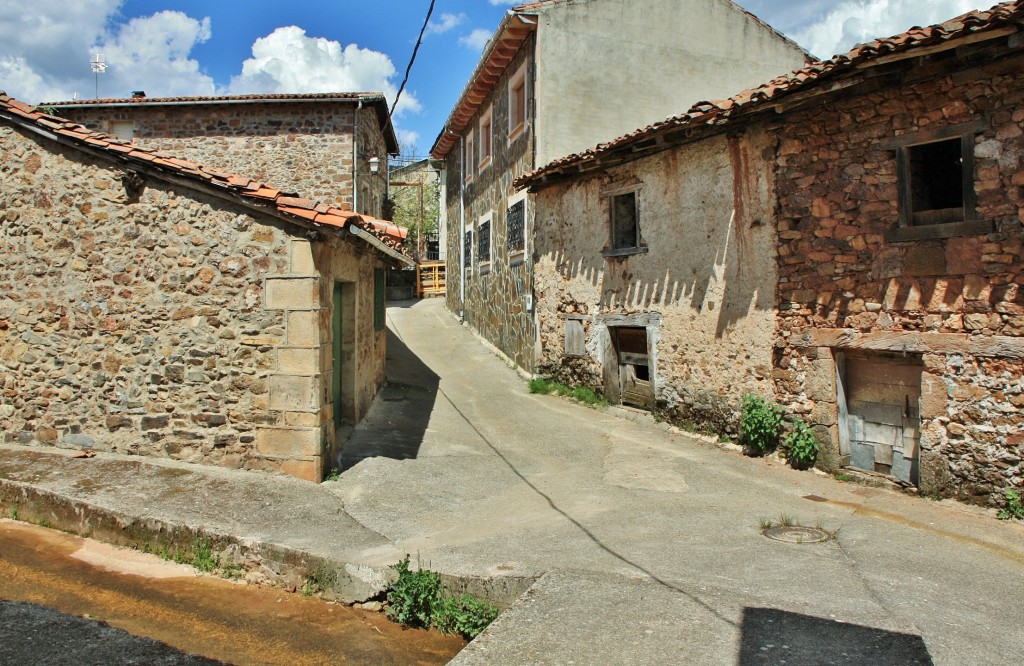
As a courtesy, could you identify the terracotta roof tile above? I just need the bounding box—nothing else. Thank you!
[0,92,411,259]
[516,0,1024,188]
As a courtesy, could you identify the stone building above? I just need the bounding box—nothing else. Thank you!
[516,1,1024,505]
[0,93,411,482]
[432,0,810,371]
[46,92,398,219]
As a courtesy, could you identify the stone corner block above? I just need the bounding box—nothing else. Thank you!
[256,426,322,458]
[265,277,321,310]
[279,457,323,483]
[278,347,320,375]
[290,239,317,275]
[269,374,318,411]
[287,310,322,348]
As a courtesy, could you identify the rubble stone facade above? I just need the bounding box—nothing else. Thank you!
[52,100,392,218]
[773,56,1024,504]
[0,121,388,482]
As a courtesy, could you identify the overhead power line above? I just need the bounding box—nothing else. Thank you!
[390,0,437,119]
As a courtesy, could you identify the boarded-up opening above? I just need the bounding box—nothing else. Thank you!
[610,326,654,410]
[838,351,922,485]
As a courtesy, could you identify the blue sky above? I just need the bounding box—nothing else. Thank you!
[0,0,985,155]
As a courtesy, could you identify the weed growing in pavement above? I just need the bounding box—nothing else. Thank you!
[9,507,18,521]
[997,488,1024,521]
[324,468,341,482]
[37,519,51,529]
[528,378,607,407]
[783,418,819,470]
[740,393,783,454]
[191,537,218,572]
[386,555,499,639]
[758,517,773,531]
[833,472,852,482]
[778,514,796,527]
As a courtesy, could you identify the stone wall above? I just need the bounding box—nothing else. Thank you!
[56,101,374,213]
[773,53,1024,504]
[0,121,386,482]
[532,129,778,432]
[444,38,538,372]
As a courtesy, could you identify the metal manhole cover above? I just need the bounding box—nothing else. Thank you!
[763,526,830,544]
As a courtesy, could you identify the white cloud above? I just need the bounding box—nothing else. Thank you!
[226,26,421,116]
[395,128,421,149]
[489,0,519,5]
[792,0,979,59]
[459,29,493,51]
[427,12,466,36]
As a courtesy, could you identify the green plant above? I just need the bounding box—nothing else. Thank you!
[9,508,18,521]
[833,472,852,482]
[784,418,819,470]
[758,517,773,530]
[740,393,783,454]
[385,555,499,639]
[324,468,340,482]
[38,519,51,529]
[778,514,795,527]
[432,594,499,639]
[386,555,442,628]
[997,488,1024,521]
[528,378,607,407]
[191,537,217,573]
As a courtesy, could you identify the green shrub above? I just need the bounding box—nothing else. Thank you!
[784,418,819,470]
[385,555,499,639]
[432,594,499,639]
[386,556,441,628]
[528,378,553,394]
[740,393,783,454]
[997,488,1024,521]
[529,378,607,407]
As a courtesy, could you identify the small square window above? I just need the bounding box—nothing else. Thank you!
[905,138,965,226]
[610,191,639,250]
[111,120,134,141]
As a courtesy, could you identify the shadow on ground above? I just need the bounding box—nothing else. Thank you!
[739,607,932,665]
[339,324,439,471]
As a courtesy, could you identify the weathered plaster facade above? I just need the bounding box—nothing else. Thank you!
[50,95,395,218]
[436,0,808,375]
[532,129,778,432]
[0,110,395,482]
[773,48,1024,504]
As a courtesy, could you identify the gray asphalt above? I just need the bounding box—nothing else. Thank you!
[2,298,1023,665]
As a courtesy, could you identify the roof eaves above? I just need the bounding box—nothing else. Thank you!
[0,92,412,262]
[515,0,1024,190]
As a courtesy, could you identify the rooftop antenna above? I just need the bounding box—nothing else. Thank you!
[90,53,107,99]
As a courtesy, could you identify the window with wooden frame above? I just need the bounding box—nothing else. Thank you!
[464,130,475,183]
[564,317,586,357]
[508,62,528,140]
[887,119,991,241]
[479,107,493,170]
[603,187,647,257]
[463,227,473,275]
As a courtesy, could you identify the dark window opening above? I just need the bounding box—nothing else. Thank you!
[463,231,472,269]
[611,191,639,249]
[507,200,525,253]
[633,364,650,382]
[478,220,491,263]
[908,138,964,226]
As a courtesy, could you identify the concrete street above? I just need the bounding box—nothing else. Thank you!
[2,297,1023,665]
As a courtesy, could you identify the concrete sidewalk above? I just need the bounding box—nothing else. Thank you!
[2,298,1023,665]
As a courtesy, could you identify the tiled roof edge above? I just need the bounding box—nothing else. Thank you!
[515,0,1024,189]
[0,92,412,263]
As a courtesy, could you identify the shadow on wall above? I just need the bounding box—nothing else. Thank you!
[544,202,773,340]
[339,324,439,470]
[739,607,933,665]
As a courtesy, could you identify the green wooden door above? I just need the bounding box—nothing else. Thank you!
[332,281,344,428]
